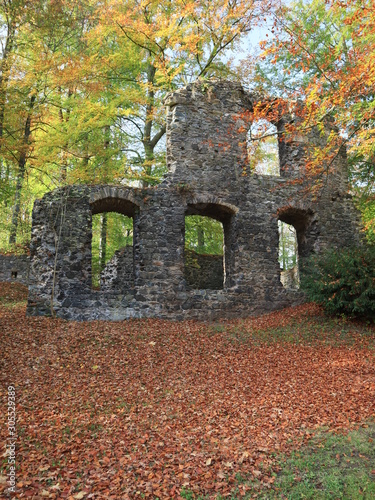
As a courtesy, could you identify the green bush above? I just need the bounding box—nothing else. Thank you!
[300,246,375,320]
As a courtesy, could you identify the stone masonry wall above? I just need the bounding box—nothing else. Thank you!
[27,80,362,321]
[184,250,224,290]
[0,254,30,285]
[100,246,134,291]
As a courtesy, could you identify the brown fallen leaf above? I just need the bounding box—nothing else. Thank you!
[238,451,249,464]
[73,492,86,499]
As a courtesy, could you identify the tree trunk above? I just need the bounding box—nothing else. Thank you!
[1,161,10,206]
[9,94,36,244]
[142,63,156,187]
[103,124,111,182]
[98,126,111,271]
[140,63,167,187]
[58,87,73,182]
[0,26,15,144]
[280,222,287,270]
[197,226,205,253]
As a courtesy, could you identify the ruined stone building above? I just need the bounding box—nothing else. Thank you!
[0,254,29,284]
[27,81,361,320]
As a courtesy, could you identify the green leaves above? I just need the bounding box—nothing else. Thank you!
[185,215,223,255]
[301,245,375,320]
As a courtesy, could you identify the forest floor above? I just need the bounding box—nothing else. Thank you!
[0,282,375,499]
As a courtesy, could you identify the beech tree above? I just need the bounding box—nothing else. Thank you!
[249,0,375,239]
[1,0,275,246]
[0,0,96,245]
[0,0,42,245]
[0,0,284,246]
[80,0,273,184]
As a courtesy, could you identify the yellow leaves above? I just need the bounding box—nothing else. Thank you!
[104,0,260,72]
[1,0,275,209]
[259,0,375,193]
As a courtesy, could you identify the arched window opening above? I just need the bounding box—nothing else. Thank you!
[91,212,133,290]
[278,221,299,289]
[248,119,280,176]
[184,215,224,290]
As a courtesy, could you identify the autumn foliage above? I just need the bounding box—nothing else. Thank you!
[1,284,374,498]
[252,0,375,237]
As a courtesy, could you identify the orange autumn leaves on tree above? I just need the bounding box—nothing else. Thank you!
[262,0,375,176]
[0,0,97,246]
[2,0,280,246]
[30,0,276,185]
[250,0,375,237]
[86,0,275,184]
[104,0,268,84]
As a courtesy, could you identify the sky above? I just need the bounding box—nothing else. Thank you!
[228,17,275,65]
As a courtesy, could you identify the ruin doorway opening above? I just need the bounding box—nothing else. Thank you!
[277,208,313,290]
[90,197,138,291]
[247,119,280,176]
[184,203,236,290]
[184,215,224,290]
[91,212,133,290]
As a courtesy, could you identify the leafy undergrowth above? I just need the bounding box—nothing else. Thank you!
[0,286,374,499]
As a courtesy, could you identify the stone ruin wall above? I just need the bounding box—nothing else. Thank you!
[100,246,134,292]
[26,80,362,321]
[0,254,30,285]
[184,250,224,290]
[102,247,223,292]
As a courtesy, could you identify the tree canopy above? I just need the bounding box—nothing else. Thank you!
[1,0,374,248]
[0,0,273,248]
[249,0,375,239]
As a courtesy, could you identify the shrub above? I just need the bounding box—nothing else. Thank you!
[300,245,375,320]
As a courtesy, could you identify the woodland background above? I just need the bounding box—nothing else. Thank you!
[0,0,374,273]
[1,2,375,497]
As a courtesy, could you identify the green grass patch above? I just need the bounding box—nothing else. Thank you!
[181,423,375,499]
[260,422,375,499]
